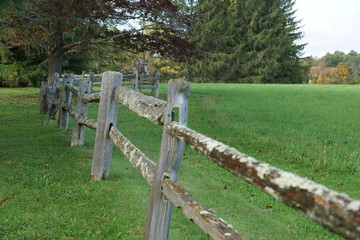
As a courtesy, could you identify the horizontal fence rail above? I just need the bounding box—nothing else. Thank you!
[165,122,360,239]
[114,87,167,125]
[73,69,160,97]
[82,92,100,103]
[43,71,360,240]
[109,126,156,185]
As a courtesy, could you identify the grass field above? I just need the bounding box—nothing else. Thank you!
[1,83,360,239]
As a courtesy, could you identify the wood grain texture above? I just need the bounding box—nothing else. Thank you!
[162,178,245,240]
[71,79,92,146]
[165,121,360,240]
[91,71,122,180]
[114,87,166,125]
[58,75,73,131]
[109,126,156,185]
[144,79,190,240]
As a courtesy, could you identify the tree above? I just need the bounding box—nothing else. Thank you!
[336,62,351,84]
[184,0,305,83]
[345,50,360,78]
[0,41,47,87]
[0,0,194,84]
[322,51,346,67]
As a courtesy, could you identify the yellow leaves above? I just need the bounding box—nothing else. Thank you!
[160,66,181,76]
[336,62,351,83]
[308,61,352,84]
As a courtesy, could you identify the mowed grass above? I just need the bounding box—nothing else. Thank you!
[1,84,360,239]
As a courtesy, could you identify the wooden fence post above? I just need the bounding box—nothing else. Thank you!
[58,74,74,131]
[133,68,139,91]
[151,70,160,98]
[91,71,123,180]
[39,80,49,125]
[56,77,64,128]
[48,73,60,122]
[71,79,92,146]
[90,72,95,92]
[144,79,190,240]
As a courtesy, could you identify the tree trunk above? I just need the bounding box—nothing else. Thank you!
[48,50,64,84]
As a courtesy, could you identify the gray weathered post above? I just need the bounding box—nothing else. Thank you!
[39,80,49,125]
[71,79,92,146]
[90,72,95,92]
[48,73,60,122]
[133,68,139,91]
[58,74,74,131]
[144,79,190,240]
[151,70,160,98]
[91,71,123,180]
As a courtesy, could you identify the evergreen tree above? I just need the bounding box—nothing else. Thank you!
[185,0,305,83]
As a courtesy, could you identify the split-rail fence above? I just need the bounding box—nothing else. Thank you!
[74,68,160,97]
[42,71,360,240]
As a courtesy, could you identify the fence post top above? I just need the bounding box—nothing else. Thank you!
[103,71,123,77]
[102,72,123,89]
[53,72,60,78]
[168,79,191,97]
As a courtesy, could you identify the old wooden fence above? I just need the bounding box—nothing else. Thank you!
[44,71,360,240]
[74,69,160,97]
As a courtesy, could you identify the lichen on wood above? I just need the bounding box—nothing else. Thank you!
[62,103,76,118]
[82,92,100,103]
[114,87,166,125]
[62,103,97,130]
[144,79,190,240]
[161,178,246,240]
[65,84,79,96]
[77,117,97,130]
[165,121,360,240]
[92,71,122,180]
[109,126,156,185]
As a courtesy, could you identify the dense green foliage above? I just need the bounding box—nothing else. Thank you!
[2,85,360,239]
[0,45,47,87]
[322,50,360,77]
[184,0,305,83]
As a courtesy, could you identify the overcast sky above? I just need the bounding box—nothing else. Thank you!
[294,0,360,58]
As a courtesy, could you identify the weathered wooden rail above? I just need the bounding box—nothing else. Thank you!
[44,71,360,240]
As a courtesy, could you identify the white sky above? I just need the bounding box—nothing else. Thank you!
[294,0,360,58]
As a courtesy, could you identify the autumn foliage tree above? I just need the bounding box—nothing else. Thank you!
[309,61,352,84]
[0,0,194,83]
[336,62,351,84]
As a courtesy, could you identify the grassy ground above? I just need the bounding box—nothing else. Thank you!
[1,84,359,239]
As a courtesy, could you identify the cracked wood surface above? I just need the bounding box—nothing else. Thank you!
[144,79,190,240]
[71,79,91,146]
[109,125,247,239]
[162,178,246,240]
[92,72,122,180]
[165,121,360,240]
[114,87,166,125]
[165,122,360,239]
[109,126,156,185]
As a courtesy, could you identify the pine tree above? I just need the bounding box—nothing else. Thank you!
[186,0,305,83]
[183,0,233,82]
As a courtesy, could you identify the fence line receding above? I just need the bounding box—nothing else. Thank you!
[41,71,360,240]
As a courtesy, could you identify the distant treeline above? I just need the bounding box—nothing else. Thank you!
[304,51,360,84]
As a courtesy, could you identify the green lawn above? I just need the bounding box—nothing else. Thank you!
[1,84,359,239]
